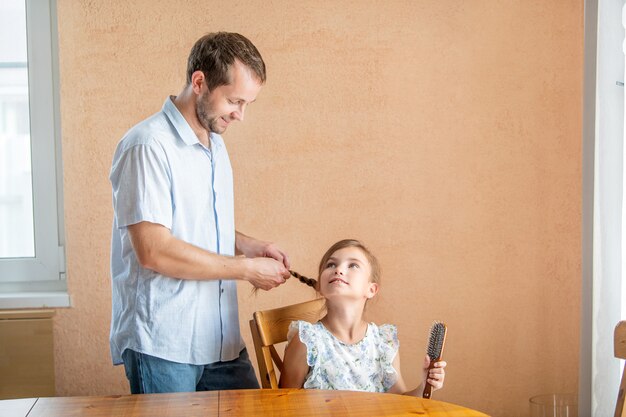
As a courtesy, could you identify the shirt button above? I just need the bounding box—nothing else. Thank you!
[221,288,224,293]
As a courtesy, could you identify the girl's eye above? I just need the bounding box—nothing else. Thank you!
[325,262,336,269]
[349,263,359,269]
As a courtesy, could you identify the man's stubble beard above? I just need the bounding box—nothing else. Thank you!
[196,92,223,134]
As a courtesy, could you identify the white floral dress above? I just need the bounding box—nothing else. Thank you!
[287,320,399,392]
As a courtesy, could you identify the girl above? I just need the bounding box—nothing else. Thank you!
[280,239,446,396]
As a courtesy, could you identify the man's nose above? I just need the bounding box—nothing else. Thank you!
[231,104,246,121]
[231,110,243,121]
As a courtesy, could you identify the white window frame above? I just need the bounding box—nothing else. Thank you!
[580,1,626,416]
[0,0,68,307]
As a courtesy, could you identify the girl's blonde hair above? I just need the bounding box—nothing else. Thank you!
[290,239,381,289]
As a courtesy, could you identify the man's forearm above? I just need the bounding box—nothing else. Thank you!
[235,230,264,258]
[130,222,250,281]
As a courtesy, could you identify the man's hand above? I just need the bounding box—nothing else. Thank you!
[259,241,291,269]
[244,257,289,291]
[236,231,291,269]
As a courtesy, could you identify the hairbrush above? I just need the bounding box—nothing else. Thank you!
[422,321,447,399]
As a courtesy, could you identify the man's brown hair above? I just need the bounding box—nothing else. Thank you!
[186,32,266,90]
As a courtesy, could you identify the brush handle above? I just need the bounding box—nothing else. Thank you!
[422,359,438,399]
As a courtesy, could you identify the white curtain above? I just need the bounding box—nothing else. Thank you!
[590,1,624,416]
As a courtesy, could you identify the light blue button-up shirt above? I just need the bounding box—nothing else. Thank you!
[109,97,243,365]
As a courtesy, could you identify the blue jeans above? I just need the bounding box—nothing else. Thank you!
[122,348,260,394]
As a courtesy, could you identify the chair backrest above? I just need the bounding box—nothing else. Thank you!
[249,298,326,389]
[615,321,626,417]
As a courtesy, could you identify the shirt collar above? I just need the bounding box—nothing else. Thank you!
[162,96,222,152]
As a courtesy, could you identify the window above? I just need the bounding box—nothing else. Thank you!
[0,0,66,303]
[583,1,625,415]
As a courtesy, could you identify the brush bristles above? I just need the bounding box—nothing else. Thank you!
[427,321,447,361]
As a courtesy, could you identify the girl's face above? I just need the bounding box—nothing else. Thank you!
[319,246,379,301]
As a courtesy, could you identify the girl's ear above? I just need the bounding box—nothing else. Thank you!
[366,282,379,299]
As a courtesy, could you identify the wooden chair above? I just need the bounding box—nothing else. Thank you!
[249,298,326,389]
[616,321,626,417]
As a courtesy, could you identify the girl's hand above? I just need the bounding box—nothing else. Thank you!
[422,355,446,391]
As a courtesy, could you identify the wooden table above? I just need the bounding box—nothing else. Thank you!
[0,389,489,416]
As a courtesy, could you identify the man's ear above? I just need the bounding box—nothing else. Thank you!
[190,70,205,95]
[367,282,379,299]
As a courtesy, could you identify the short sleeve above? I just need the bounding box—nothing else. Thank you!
[110,142,173,229]
[378,324,399,391]
[378,324,399,360]
[286,321,300,343]
[287,320,319,367]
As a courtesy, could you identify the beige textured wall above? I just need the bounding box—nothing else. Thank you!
[52,1,583,416]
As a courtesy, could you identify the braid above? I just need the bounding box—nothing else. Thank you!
[289,270,318,289]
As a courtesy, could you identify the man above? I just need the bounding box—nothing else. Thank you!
[109,32,290,394]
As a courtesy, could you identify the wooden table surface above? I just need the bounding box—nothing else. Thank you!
[1,389,489,416]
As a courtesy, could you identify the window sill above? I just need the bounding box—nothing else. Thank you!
[0,291,71,309]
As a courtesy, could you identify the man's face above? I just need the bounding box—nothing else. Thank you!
[196,60,262,134]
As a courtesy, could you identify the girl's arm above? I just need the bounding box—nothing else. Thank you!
[388,349,423,396]
[279,331,310,388]
[387,350,446,397]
